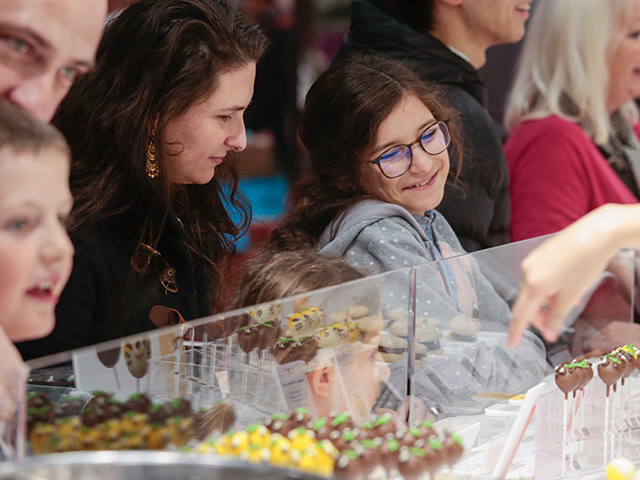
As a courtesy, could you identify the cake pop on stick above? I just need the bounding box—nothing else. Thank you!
[555,363,580,475]
[97,346,121,390]
[598,355,623,397]
[423,438,446,480]
[598,354,623,464]
[398,447,427,480]
[123,338,151,393]
[442,432,464,479]
[620,345,639,415]
[555,364,580,400]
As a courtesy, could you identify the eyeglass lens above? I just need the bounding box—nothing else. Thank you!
[378,122,450,178]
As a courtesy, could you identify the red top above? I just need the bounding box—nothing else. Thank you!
[505,116,638,242]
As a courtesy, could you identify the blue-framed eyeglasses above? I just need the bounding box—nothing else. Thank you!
[368,119,451,179]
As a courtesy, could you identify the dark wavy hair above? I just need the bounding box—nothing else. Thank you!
[53,0,268,314]
[270,54,462,251]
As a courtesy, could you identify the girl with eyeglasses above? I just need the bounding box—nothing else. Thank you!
[270,55,546,406]
[16,0,268,360]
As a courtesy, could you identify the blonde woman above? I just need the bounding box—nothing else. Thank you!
[504,0,640,242]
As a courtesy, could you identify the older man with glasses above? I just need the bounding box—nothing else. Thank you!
[0,0,107,122]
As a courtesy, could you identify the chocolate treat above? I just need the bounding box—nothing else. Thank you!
[571,363,588,395]
[555,364,580,400]
[317,323,349,349]
[398,447,427,480]
[442,432,464,467]
[250,302,283,323]
[396,427,422,447]
[357,421,374,440]
[271,338,296,364]
[256,321,281,350]
[221,313,251,337]
[290,407,311,427]
[81,409,101,428]
[297,336,319,363]
[27,406,53,433]
[97,346,121,368]
[354,442,379,477]
[265,413,295,436]
[86,392,110,411]
[416,420,436,439]
[373,413,397,437]
[598,355,623,396]
[123,338,151,379]
[423,437,446,474]
[169,397,192,417]
[124,393,152,414]
[237,325,260,355]
[57,397,84,417]
[380,438,401,471]
[584,361,594,383]
[27,393,51,410]
[310,417,332,442]
[331,412,355,431]
[271,336,319,365]
[330,429,358,451]
[203,319,225,341]
[148,403,172,424]
[287,307,325,338]
[102,399,124,420]
[334,450,362,479]
[616,351,635,385]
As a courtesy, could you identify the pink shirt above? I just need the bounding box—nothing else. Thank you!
[505,116,637,242]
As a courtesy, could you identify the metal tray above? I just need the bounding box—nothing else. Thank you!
[0,451,325,480]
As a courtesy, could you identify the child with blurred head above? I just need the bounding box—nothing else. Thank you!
[0,103,74,418]
[234,249,390,418]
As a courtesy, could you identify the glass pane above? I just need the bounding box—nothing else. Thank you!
[21,268,414,459]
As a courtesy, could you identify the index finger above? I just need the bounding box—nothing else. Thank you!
[508,285,548,347]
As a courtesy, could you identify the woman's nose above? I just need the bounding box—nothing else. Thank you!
[225,118,248,152]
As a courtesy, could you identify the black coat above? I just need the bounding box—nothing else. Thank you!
[17,210,213,361]
[335,1,510,252]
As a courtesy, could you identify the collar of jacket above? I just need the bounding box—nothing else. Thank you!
[344,1,487,106]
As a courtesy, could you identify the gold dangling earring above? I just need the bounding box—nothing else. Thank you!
[146,138,159,179]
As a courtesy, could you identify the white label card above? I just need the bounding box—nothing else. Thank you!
[333,343,372,423]
[276,361,318,418]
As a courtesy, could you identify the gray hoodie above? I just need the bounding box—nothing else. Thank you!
[318,199,545,411]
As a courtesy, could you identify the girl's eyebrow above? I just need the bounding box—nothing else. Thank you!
[371,118,436,156]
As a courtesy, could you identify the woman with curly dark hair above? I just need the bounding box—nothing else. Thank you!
[17,0,268,360]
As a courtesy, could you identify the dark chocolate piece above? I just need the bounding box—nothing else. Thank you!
[598,355,623,396]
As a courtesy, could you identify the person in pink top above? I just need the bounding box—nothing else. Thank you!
[504,0,640,242]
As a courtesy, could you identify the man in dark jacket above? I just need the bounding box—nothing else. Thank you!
[335,0,532,251]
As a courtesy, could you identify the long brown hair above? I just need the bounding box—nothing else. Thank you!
[53,0,268,314]
[270,54,462,251]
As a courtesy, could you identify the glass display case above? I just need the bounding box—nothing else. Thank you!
[3,235,638,480]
